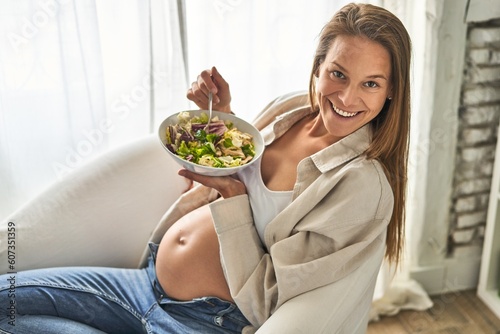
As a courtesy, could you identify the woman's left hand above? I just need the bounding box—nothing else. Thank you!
[178,169,247,199]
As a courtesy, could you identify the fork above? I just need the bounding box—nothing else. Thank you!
[204,91,213,132]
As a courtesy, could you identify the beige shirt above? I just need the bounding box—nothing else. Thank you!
[143,91,394,332]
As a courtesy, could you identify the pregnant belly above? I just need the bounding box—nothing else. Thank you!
[155,203,233,302]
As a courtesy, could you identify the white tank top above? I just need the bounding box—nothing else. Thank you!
[237,156,293,243]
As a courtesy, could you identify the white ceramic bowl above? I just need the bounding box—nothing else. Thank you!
[158,110,264,176]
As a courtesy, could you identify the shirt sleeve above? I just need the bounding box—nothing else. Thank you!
[210,194,267,281]
[210,160,394,328]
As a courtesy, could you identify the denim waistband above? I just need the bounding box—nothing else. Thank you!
[145,242,251,332]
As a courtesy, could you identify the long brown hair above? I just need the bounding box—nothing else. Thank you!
[308,3,412,265]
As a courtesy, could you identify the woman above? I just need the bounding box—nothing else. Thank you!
[0,3,411,333]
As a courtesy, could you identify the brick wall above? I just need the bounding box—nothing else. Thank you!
[449,18,500,258]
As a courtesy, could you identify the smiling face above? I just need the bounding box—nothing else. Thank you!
[315,35,392,140]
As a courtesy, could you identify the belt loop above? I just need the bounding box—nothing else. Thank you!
[153,279,164,303]
[148,242,159,262]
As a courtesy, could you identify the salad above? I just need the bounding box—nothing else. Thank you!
[164,111,256,168]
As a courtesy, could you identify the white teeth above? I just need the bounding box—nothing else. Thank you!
[332,103,358,117]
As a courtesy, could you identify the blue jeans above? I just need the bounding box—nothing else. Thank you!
[0,243,250,334]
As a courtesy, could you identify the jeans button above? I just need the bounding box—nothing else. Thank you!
[214,316,223,327]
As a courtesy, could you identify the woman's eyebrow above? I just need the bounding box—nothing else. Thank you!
[367,74,388,81]
[331,61,388,81]
[331,61,348,73]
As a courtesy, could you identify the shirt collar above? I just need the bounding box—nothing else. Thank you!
[310,124,372,173]
[261,106,315,145]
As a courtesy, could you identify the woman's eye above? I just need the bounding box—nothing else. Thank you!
[365,81,378,88]
[331,70,345,79]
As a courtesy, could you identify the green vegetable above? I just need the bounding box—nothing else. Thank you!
[165,112,256,168]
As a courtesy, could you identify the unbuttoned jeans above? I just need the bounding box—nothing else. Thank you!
[0,243,250,334]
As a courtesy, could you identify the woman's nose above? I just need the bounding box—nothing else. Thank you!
[337,85,359,107]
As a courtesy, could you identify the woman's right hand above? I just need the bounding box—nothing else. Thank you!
[187,66,232,113]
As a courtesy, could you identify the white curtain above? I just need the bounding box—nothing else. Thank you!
[0,0,188,221]
[0,1,107,220]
